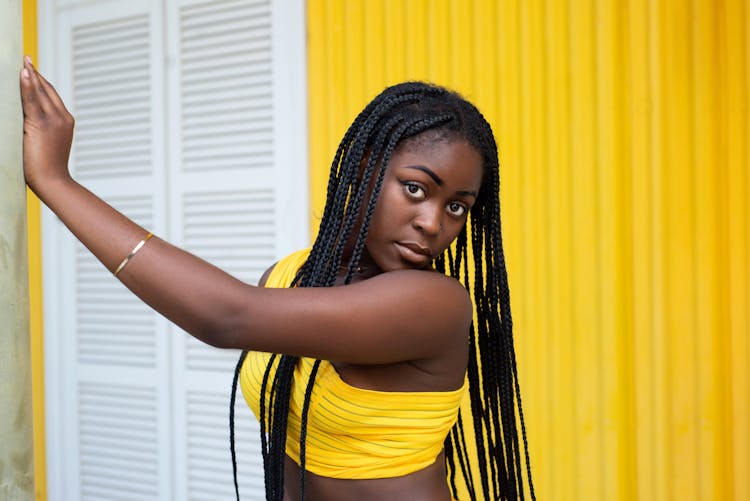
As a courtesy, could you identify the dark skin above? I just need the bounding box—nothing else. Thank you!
[20,57,484,500]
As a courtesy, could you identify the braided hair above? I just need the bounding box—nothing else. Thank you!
[229,81,535,500]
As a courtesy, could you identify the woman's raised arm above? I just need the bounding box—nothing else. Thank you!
[20,56,262,348]
[20,57,472,366]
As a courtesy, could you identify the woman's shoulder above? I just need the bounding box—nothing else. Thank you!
[238,259,471,364]
[258,248,311,287]
[357,269,473,322]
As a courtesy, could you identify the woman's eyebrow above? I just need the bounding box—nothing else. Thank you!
[457,190,478,199]
[405,165,477,198]
[405,165,443,185]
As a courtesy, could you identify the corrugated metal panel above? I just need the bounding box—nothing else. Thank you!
[307,0,749,499]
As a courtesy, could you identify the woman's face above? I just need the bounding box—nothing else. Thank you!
[363,139,484,273]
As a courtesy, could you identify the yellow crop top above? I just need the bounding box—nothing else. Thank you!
[239,249,468,480]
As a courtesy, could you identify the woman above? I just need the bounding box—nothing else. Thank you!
[20,56,534,500]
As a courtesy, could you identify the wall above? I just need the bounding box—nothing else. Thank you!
[307,0,749,499]
[0,0,34,498]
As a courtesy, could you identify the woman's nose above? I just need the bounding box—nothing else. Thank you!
[413,207,442,235]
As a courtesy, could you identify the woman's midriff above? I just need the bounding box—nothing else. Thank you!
[281,451,453,501]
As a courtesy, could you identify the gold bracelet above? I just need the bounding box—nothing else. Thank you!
[113,232,153,277]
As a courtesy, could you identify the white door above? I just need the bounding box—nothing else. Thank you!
[40,1,307,499]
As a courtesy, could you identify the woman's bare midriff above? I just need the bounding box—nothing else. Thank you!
[281,451,453,501]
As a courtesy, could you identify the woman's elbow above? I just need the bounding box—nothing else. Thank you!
[205,305,255,350]
[176,307,245,350]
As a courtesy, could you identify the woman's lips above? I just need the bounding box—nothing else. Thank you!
[394,242,432,265]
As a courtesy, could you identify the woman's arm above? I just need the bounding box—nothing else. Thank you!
[20,58,472,365]
[21,57,248,348]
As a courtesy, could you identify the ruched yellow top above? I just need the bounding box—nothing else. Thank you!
[239,249,468,479]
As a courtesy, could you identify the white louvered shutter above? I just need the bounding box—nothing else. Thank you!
[43,0,307,499]
[167,1,282,498]
[47,1,171,500]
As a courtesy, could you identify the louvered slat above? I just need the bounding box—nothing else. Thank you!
[79,382,159,500]
[182,189,274,284]
[186,390,263,500]
[181,187,273,373]
[72,15,152,180]
[179,0,272,173]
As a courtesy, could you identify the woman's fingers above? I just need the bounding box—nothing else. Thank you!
[21,56,53,116]
[20,59,45,118]
[20,62,41,118]
[36,66,68,112]
[20,55,76,193]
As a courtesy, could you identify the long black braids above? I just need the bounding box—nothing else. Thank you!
[229,81,535,501]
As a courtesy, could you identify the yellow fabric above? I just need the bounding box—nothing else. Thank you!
[240,249,468,479]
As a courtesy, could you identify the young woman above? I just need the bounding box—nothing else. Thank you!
[20,56,534,500]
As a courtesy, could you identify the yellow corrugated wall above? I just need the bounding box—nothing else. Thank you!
[307,1,749,499]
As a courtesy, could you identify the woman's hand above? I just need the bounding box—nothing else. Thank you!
[19,56,75,195]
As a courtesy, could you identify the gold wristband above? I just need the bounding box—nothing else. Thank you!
[113,232,153,277]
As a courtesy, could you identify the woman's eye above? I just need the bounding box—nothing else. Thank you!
[403,183,426,200]
[447,202,467,217]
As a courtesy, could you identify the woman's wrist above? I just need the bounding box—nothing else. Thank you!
[28,170,76,206]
